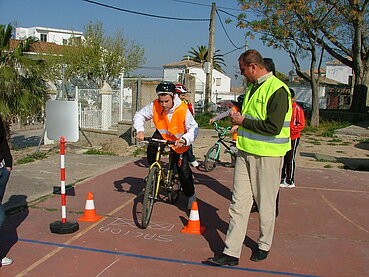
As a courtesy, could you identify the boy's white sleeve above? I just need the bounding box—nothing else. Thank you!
[182,109,198,146]
[133,102,154,132]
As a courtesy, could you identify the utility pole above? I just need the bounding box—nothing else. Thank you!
[204,2,216,113]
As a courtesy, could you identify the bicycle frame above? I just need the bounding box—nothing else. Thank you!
[148,141,175,199]
[214,122,235,154]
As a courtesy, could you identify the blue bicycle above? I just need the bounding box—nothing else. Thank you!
[204,122,237,172]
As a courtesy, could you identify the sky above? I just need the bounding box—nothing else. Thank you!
[0,0,306,86]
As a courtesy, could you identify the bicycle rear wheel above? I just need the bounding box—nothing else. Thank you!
[204,144,219,172]
[167,171,181,204]
[141,166,159,229]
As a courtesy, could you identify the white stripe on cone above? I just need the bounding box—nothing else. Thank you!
[189,210,200,221]
[84,199,95,210]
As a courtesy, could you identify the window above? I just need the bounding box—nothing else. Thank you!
[62,39,68,45]
[216,78,221,86]
[40,34,47,42]
[348,75,353,86]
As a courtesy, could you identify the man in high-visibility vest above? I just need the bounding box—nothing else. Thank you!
[133,81,199,210]
[208,49,292,266]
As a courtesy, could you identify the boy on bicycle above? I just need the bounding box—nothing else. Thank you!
[133,81,199,210]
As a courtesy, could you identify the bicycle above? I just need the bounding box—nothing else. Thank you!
[203,121,237,172]
[140,137,181,229]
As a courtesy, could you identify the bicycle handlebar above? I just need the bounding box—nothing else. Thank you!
[143,137,176,146]
[212,121,232,136]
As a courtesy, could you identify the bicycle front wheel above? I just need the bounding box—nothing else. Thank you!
[141,166,159,229]
[204,144,220,172]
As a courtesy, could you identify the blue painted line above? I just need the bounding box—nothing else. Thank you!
[3,236,323,277]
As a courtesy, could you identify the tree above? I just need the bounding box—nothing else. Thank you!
[233,1,330,126]
[0,24,48,134]
[183,45,226,73]
[55,21,146,88]
[235,0,369,114]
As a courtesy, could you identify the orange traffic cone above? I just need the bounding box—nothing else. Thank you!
[181,201,206,234]
[78,192,103,222]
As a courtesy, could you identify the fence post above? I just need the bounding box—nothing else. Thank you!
[100,81,113,130]
[120,72,124,121]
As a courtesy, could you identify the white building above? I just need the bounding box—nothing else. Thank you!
[163,60,231,103]
[16,26,83,46]
[325,59,353,85]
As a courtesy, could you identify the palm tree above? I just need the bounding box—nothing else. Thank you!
[183,45,226,73]
[0,24,48,135]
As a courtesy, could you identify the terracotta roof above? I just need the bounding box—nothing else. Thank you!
[9,39,63,55]
[163,60,202,68]
[302,68,326,74]
[290,72,345,85]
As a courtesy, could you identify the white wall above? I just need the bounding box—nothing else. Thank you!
[163,66,231,103]
[326,63,353,85]
[289,85,327,108]
[16,27,83,45]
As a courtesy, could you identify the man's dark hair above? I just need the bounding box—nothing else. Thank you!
[263,58,276,75]
[239,49,264,66]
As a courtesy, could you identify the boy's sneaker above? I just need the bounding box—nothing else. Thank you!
[280,181,295,188]
[190,160,199,168]
[1,257,13,266]
[280,181,288,187]
[288,182,295,188]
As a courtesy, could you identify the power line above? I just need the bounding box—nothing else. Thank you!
[169,0,242,12]
[223,46,244,56]
[81,0,209,21]
[216,10,238,49]
[217,8,239,19]
[215,9,244,57]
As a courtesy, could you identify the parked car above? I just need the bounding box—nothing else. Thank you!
[296,101,312,119]
[194,100,219,113]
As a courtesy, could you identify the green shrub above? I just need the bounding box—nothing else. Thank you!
[15,152,47,165]
[84,149,116,156]
[302,120,351,137]
[195,112,233,128]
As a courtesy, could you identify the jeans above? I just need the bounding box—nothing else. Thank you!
[187,144,196,163]
[0,167,10,230]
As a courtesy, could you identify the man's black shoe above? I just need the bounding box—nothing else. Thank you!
[250,249,269,262]
[207,253,239,266]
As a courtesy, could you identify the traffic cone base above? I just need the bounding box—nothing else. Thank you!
[181,201,206,235]
[78,192,103,222]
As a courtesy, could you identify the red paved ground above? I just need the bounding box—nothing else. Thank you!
[1,160,368,277]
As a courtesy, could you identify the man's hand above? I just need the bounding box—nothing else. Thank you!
[230,110,245,125]
[209,119,215,124]
[230,125,239,132]
[136,131,145,142]
[175,138,186,148]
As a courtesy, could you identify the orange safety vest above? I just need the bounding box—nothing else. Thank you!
[153,99,190,154]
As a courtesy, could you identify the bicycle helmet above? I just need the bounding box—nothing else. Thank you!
[156,81,176,96]
[175,84,189,94]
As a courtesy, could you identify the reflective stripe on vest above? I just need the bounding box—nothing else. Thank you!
[237,76,292,157]
[244,114,290,128]
[153,100,190,154]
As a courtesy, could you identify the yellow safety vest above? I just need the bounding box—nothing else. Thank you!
[237,76,292,156]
